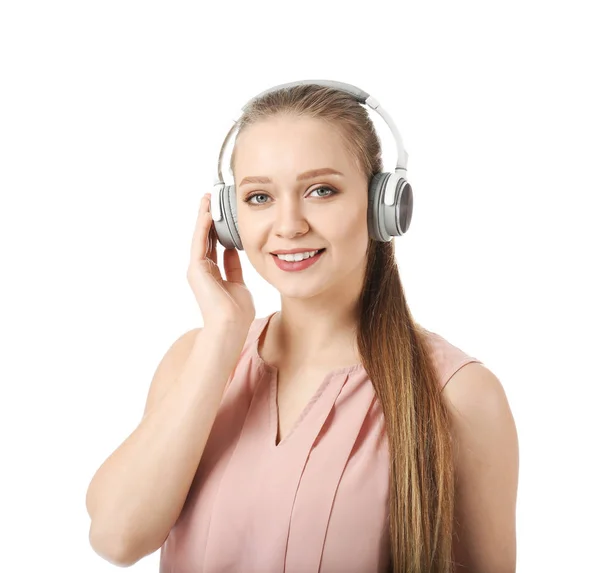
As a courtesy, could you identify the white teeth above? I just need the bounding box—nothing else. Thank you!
[275,250,320,262]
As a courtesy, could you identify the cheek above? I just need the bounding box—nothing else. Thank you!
[333,208,368,238]
[235,212,260,241]
[328,223,369,263]
[346,209,369,250]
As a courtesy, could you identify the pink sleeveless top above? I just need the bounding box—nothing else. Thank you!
[159,312,482,573]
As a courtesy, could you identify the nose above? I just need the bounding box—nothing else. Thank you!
[272,196,310,239]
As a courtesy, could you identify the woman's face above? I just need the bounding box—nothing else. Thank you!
[232,114,370,300]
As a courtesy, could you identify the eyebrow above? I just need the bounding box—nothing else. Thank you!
[239,167,344,187]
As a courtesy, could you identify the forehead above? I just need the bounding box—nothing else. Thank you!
[233,116,354,176]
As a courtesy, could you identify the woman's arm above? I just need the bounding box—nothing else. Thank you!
[442,363,519,573]
[86,323,248,566]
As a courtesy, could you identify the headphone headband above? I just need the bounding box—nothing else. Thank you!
[215,79,409,185]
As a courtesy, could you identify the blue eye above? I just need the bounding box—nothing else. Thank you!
[243,186,338,206]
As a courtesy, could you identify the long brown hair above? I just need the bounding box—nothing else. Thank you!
[226,84,457,573]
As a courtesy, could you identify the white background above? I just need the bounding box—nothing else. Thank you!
[1,1,598,571]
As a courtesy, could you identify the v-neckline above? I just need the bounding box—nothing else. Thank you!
[252,312,364,449]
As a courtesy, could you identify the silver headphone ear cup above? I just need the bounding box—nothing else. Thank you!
[212,185,243,250]
[224,184,243,250]
[368,172,391,242]
[368,172,414,241]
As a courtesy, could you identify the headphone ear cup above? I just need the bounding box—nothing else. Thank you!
[367,172,414,242]
[367,172,390,242]
[212,184,243,250]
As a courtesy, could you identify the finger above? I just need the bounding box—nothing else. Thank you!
[223,248,245,284]
[189,195,206,262]
[190,194,212,263]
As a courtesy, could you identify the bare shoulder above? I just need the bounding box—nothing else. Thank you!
[442,362,509,409]
[441,361,516,438]
[142,327,203,418]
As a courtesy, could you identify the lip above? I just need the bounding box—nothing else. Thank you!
[270,248,325,255]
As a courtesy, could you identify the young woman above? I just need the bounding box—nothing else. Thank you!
[86,82,519,573]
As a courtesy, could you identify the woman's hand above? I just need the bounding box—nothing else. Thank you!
[186,193,255,332]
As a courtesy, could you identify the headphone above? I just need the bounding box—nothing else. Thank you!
[210,79,413,251]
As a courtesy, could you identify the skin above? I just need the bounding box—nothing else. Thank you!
[232,114,368,367]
